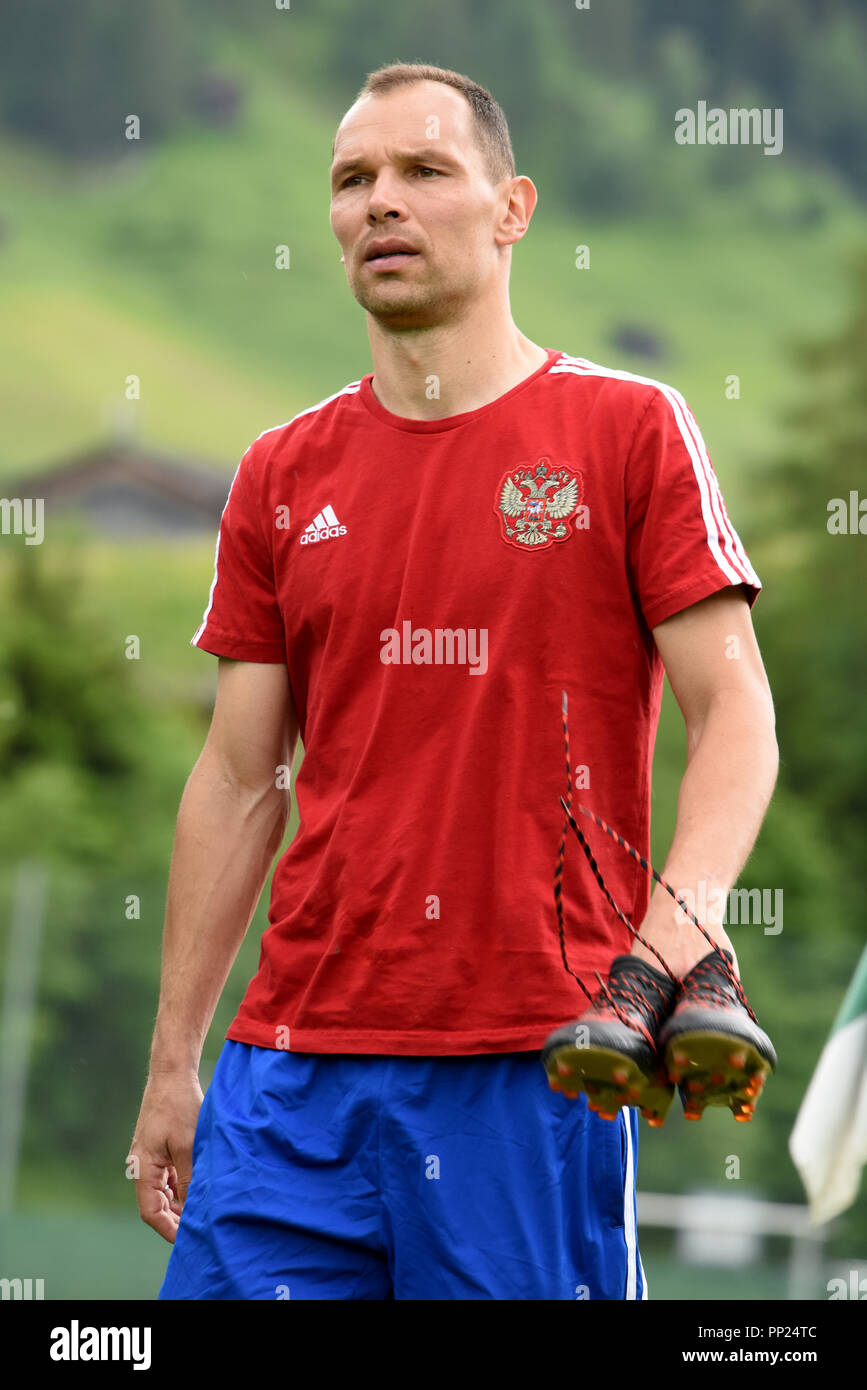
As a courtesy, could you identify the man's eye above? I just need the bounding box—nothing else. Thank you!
[341,166,439,188]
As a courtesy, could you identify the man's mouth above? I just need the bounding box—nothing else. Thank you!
[363,239,421,270]
[365,251,420,270]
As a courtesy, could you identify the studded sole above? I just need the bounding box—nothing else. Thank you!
[543,1042,675,1126]
[662,1031,773,1122]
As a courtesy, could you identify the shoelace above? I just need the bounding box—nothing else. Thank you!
[554,689,757,1024]
[587,969,674,1047]
[679,950,754,1016]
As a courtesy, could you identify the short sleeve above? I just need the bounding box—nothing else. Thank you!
[625,385,762,630]
[190,443,286,662]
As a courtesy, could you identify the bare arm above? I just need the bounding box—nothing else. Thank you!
[130,658,299,1242]
[632,588,779,978]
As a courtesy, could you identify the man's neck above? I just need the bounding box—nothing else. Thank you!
[366,313,549,421]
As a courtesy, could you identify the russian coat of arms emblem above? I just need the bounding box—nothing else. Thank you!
[495,457,584,551]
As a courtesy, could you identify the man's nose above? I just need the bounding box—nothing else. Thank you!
[365,172,406,219]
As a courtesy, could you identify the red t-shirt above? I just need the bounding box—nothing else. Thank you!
[191,349,761,1054]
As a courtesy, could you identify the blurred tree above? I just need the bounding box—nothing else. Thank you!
[0,540,197,1194]
[2,0,865,204]
[751,247,867,910]
[790,12,867,190]
[0,0,208,156]
[743,247,867,1248]
[637,248,867,1250]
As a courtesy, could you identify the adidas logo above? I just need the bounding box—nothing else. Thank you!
[300,504,347,545]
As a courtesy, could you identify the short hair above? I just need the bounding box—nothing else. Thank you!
[336,62,515,187]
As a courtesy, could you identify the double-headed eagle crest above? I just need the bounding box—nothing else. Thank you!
[495,457,583,551]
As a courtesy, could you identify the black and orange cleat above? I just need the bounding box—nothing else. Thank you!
[658,949,777,1123]
[543,954,679,1125]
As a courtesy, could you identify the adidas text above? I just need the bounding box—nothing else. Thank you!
[301,524,347,545]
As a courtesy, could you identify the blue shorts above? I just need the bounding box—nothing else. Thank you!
[159,1040,647,1301]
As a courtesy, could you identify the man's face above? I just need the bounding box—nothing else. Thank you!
[330,81,509,331]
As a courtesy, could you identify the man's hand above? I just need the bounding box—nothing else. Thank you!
[129,1069,204,1244]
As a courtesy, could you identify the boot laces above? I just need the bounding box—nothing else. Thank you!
[684,952,759,1022]
[588,968,671,1045]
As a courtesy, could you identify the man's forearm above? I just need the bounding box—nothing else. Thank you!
[149,751,289,1074]
[633,689,779,976]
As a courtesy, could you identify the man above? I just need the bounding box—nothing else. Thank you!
[131,62,778,1301]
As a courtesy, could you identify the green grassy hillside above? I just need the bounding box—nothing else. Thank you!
[1,53,863,504]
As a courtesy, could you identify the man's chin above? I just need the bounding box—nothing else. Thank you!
[353,286,443,329]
